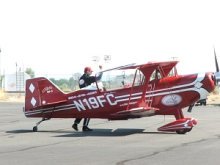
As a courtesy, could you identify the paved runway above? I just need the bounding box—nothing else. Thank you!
[0,102,220,165]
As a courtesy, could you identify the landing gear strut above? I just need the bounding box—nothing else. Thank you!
[33,118,50,132]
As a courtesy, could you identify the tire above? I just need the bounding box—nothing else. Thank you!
[176,129,187,134]
[176,128,192,134]
[33,126,38,132]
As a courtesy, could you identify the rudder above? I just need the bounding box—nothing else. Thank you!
[25,77,67,114]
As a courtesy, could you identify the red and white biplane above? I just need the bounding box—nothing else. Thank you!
[24,55,220,134]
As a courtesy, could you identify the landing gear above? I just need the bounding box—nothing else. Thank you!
[33,118,50,132]
[176,128,192,134]
[33,126,38,132]
[158,118,196,134]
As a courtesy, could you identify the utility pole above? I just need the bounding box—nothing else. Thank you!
[16,62,17,92]
[0,48,2,89]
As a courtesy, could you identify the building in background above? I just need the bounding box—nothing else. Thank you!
[2,72,30,92]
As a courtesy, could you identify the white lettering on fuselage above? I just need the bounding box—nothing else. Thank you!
[106,94,117,105]
[73,94,117,111]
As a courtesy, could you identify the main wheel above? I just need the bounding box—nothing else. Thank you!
[176,129,187,134]
[33,126,38,132]
[176,128,192,134]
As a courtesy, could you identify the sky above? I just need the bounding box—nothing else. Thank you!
[0,0,220,78]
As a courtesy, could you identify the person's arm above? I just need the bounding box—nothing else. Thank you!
[95,65,103,81]
[88,73,102,83]
[88,76,96,83]
[96,72,103,81]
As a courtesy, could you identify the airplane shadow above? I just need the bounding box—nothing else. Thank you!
[54,128,175,137]
[6,130,34,134]
[55,128,145,137]
[6,129,176,137]
[5,129,73,134]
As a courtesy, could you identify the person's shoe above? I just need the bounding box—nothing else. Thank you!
[72,123,78,131]
[82,126,93,132]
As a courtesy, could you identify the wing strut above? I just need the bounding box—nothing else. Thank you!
[126,69,138,110]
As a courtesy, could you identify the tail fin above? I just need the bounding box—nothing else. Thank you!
[25,77,67,112]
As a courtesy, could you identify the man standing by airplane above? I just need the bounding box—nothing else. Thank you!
[72,65,103,131]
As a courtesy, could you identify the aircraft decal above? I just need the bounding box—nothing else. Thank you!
[68,91,97,100]
[42,86,53,94]
[161,94,182,106]
[119,101,138,107]
[74,94,117,111]
[29,83,35,93]
[25,103,76,116]
[145,73,205,95]
[25,94,117,115]
[31,97,37,107]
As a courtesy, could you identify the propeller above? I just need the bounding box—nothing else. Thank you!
[214,48,220,82]
[214,48,219,72]
[188,48,219,113]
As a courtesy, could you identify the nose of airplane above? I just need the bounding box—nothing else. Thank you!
[202,72,216,94]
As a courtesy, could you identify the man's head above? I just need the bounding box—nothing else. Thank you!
[84,67,93,75]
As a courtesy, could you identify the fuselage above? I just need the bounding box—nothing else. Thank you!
[24,72,215,119]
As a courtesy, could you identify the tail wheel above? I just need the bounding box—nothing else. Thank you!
[33,126,38,132]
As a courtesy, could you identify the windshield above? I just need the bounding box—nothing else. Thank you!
[99,69,145,91]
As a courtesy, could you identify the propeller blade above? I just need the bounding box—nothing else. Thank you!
[214,48,220,83]
[215,72,220,81]
[214,48,219,72]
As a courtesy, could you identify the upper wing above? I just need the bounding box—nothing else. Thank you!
[138,61,178,77]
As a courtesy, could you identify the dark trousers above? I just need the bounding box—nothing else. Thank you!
[74,118,90,126]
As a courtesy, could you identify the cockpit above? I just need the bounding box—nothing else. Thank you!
[100,69,145,91]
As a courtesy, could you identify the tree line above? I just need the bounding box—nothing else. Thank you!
[25,68,81,92]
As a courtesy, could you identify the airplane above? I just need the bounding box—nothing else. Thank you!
[23,54,220,134]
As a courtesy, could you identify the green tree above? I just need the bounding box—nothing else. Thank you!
[50,78,72,92]
[25,68,35,78]
[49,73,82,92]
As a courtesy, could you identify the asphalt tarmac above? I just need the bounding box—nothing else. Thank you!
[0,102,220,165]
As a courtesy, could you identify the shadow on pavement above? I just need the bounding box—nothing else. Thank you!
[54,128,145,137]
[6,128,176,137]
[54,128,175,137]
